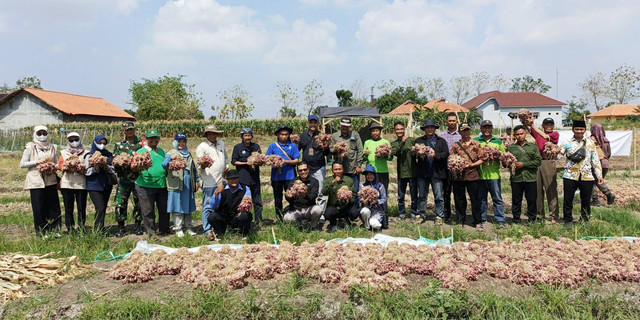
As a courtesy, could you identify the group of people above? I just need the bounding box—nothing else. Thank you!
[21,112,615,238]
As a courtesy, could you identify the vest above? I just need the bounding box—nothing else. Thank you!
[59,149,87,190]
[165,150,197,192]
[24,143,58,189]
[218,187,246,220]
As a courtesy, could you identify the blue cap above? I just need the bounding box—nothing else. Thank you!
[174,132,187,141]
[240,128,253,136]
[308,114,319,122]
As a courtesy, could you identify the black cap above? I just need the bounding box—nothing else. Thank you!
[572,120,586,128]
[420,119,439,130]
[542,118,555,125]
[480,120,493,127]
[274,126,293,135]
[369,122,383,130]
[226,170,240,179]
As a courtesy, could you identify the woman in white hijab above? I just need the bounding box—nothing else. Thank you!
[19,125,61,236]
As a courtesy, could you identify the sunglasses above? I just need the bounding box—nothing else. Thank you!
[68,138,80,142]
[36,132,48,136]
[298,168,309,172]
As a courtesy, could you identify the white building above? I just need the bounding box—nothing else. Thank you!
[462,91,566,129]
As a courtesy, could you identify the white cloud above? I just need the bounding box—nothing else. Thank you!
[116,0,147,15]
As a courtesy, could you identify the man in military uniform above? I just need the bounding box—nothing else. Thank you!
[113,121,143,236]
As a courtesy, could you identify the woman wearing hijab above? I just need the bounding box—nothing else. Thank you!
[84,135,114,232]
[19,125,62,236]
[162,133,199,237]
[359,165,387,230]
[590,124,616,206]
[58,132,88,232]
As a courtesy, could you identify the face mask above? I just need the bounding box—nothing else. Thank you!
[37,136,48,142]
[70,141,80,148]
[96,144,105,150]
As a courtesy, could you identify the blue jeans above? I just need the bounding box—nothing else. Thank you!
[479,179,506,223]
[201,187,215,234]
[397,177,418,216]
[417,176,445,218]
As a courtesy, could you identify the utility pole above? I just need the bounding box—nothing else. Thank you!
[370,86,375,106]
[556,67,559,100]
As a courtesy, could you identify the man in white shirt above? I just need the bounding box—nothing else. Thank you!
[196,125,228,240]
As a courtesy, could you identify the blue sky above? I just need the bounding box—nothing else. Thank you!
[2,0,639,119]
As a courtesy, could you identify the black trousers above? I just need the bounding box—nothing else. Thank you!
[443,170,453,220]
[246,183,263,224]
[324,204,360,226]
[29,185,61,235]
[271,180,291,222]
[89,187,113,231]
[452,180,482,225]
[208,211,252,236]
[135,185,169,234]
[61,188,87,231]
[563,178,595,223]
[511,181,537,222]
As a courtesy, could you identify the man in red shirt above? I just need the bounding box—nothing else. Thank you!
[529,118,560,223]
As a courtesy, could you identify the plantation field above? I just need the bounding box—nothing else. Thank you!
[2,134,640,319]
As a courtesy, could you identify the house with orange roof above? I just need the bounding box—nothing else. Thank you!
[0,88,134,130]
[462,91,565,128]
[587,104,640,124]
[388,98,468,115]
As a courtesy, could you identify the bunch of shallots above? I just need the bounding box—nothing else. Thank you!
[247,152,266,169]
[88,152,108,168]
[447,154,468,177]
[285,180,308,198]
[333,141,348,159]
[480,145,502,162]
[112,153,132,168]
[36,157,57,175]
[62,155,86,174]
[197,154,214,169]
[289,134,300,144]
[132,152,152,170]
[518,108,534,125]
[374,144,392,159]
[264,155,285,168]
[358,186,379,206]
[500,152,517,174]
[168,154,187,171]
[411,144,435,160]
[543,142,561,160]
[337,186,353,203]
[315,133,332,149]
[237,196,253,213]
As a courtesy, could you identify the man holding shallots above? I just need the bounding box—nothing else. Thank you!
[113,121,143,236]
[362,122,392,228]
[322,162,359,232]
[266,125,301,222]
[507,125,542,224]
[390,121,418,219]
[196,125,228,240]
[474,120,506,228]
[283,162,323,229]
[331,117,364,190]
[414,119,449,224]
[208,169,252,237]
[529,118,561,223]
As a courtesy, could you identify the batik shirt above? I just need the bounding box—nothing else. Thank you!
[561,137,602,181]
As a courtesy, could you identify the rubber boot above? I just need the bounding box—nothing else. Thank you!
[115,221,126,238]
[134,220,144,235]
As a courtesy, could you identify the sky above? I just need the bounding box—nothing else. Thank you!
[1,0,639,119]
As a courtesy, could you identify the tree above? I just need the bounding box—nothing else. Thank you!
[492,74,508,91]
[471,71,491,95]
[375,79,398,96]
[275,82,299,117]
[510,75,551,93]
[375,86,428,114]
[423,78,446,100]
[129,74,205,121]
[580,72,609,111]
[449,76,471,105]
[413,101,449,128]
[563,97,590,122]
[460,107,482,126]
[0,83,11,93]
[350,79,369,105]
[279,106,298,118]
[608,65,640,104]
[211,85,254,120]
[303,79,325,116]
[124,109,136,117]
[16,76,43,89]
[336,89,353,107]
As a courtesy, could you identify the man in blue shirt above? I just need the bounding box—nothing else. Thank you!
[266,126,300,221]
[208,170,252,236]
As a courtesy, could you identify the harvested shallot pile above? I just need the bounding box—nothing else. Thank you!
[108,236,640,292]
[447,155,468,178]
[500,152,517,174]
[358,186,379,207]
[62,154,86,174]
[197,154,214,169]
[337,186,353,203]
[36,157,57,175]
[480,145,502,162]
[132,152,152,170]
[112,153,132,168]
[237,196,253,213]
[333,141,348,159]
[374,144,392,159]
[247,152,266,169]
[264,155,285,168]
[411,144,434,160]
[289,134,300,144]
[285,180,308,198]
[168,154,187,171]
[543,141,562,160]
[88,152,108,168]
[315,133,332,149]
[595,184,640,206]
[518,108,534,125]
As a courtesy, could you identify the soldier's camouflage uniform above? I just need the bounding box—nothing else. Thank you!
[114,136,142,222]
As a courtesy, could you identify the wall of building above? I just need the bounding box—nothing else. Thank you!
[589,116,624,124]
[0,92,63,130]
[478,100,564,128]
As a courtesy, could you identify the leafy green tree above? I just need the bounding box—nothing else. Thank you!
[413,102,449,128]
[376,86,428,114]
[275,81,299,115]
[449,76,472,104]
[129,74,205,121]
[124,109,136,117]
[279,106,298,118]
[459,107,482,126]
[303,79,324,116]
[1,76,43,92]
[564,97,590,121]
[336,89,353,107]
[510,75,551,93]
[212,85,254,120]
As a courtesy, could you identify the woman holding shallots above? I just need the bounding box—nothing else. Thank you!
[84,135,114,232]
[359,165,387,230]
[162,133,199,237]
[58,132,88,232]
[20,125,61,236]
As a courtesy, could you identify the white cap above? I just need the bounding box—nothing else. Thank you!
[67,132,80,138]
[33,125,48,133]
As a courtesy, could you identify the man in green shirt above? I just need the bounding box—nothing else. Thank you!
[113,121,143,236]
[507,125,542,224]
[363,123,392,193]
[390,121,417,219]
[133,129,169,236]
[474,120,506,227]
[322,162,359,232]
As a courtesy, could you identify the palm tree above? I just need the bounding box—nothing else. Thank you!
[414,102,450,128]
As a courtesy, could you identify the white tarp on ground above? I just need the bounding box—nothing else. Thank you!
[556,130,633,156]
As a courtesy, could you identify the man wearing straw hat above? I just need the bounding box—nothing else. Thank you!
[196,124,228,240]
